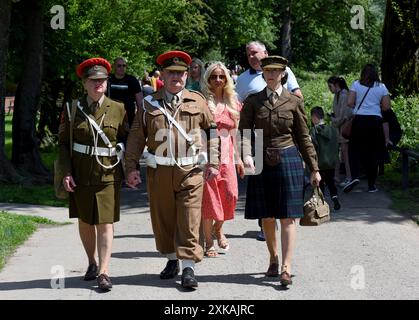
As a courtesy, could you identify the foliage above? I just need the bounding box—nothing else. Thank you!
[391,95,419,149]
[297,68,358,117]
[0,211,61,270]
[380,164,419,215]
[290,0,386,73]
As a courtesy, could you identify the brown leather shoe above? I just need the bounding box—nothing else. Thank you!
[266,263,279,277]
[280,266,293,286]
[97,273,112,291]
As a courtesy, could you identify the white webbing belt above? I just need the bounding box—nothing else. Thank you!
[73,142,117,157]
[154,155,199,166]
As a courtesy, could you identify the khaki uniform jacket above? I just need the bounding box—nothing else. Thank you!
[58,95,129,185]
[125,89,219,173]
[239,88,319,172]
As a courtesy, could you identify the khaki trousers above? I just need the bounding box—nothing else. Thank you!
[146,165,204,262]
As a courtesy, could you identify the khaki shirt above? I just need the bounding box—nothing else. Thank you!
[239,88,319,172]
[58,95,129,185]
[125,89,219,173]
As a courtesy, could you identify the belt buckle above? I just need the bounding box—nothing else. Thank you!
[89,146,95,156]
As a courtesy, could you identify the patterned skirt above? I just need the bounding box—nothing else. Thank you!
[244,146,305,219]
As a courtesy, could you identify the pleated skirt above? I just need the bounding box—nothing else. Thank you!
[244,146,305,219]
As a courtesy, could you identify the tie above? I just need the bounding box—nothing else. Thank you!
[90,101,99,114]
[269,92,278,106]
[171,95,179,109]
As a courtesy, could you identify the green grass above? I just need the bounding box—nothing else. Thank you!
[0,211,68,270]
[2,115,62,206]
[380,162,419,218]
[0,185,67,207]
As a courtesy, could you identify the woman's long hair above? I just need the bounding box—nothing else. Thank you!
[202,61,240,126]
[186,57,205,89]
[327,76,349,91]
[360,64,381,87]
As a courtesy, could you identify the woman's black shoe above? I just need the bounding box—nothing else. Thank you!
[83,264,98,281]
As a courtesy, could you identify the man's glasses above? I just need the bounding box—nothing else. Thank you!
[209,74,226,80]
[117,64,127,68]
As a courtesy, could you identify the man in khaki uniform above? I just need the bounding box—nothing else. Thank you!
[125,50,219,289]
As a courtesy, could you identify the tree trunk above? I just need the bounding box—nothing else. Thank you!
[11,0,50,182]
[281,2,292,62]
[381,0,419,96]
[0,0,21,183]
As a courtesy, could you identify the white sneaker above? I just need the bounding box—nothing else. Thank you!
[343,179,360,193]
[339,178,351,187]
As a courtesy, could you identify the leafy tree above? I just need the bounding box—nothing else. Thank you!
[11,0,50,181]
[382,0,419,96]
[0,0,20,183]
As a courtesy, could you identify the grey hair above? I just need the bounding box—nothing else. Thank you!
[246,41,266,51]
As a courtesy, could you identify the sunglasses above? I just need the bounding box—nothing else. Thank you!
[209,74,226,80]
[117,64,127,67]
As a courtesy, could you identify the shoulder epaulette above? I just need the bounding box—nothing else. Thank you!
[188,89,206,100]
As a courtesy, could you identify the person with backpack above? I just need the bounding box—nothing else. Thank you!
[310,107,341,210]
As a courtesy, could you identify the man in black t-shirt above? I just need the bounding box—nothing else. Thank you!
[108,57,143,127]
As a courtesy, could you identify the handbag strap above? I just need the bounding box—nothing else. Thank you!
[314,187,326,204]
[353,86,371,115]
[65,100,78,158]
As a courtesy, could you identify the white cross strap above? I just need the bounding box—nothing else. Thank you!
[77,102,112,147]
[144,95,193,144]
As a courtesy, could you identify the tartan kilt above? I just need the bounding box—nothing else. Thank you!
[244,146,304,219]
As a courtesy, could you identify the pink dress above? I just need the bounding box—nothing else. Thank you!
[202,104,240,221]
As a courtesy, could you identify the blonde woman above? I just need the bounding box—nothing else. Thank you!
[201,61,245,257]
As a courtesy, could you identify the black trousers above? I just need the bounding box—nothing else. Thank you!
[349,115,384,189]
[319,169,338,198]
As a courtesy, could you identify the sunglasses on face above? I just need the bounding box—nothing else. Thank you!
[209,74,226,80]
[117,64,127,68]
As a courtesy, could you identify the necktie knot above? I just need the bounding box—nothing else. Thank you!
[90,101,99,113]
[269,92,278,106]
[171,95,179,109]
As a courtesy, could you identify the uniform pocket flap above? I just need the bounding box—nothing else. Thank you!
[277,112,293,120]
[181,105,200,115]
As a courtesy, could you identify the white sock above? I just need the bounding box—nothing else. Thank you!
[166,253,177,260]
[182,259,195,271]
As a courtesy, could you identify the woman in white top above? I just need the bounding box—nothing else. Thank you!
[343,64,391,193]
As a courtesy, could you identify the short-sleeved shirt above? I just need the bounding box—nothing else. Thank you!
[108,74,141,112]
[235,66,300,102]
[350,80,389,117]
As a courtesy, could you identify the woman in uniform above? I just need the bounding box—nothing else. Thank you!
[239,56,321,286]
[58,57,128,291]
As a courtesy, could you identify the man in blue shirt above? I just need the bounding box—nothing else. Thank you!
[236,41,303,102]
